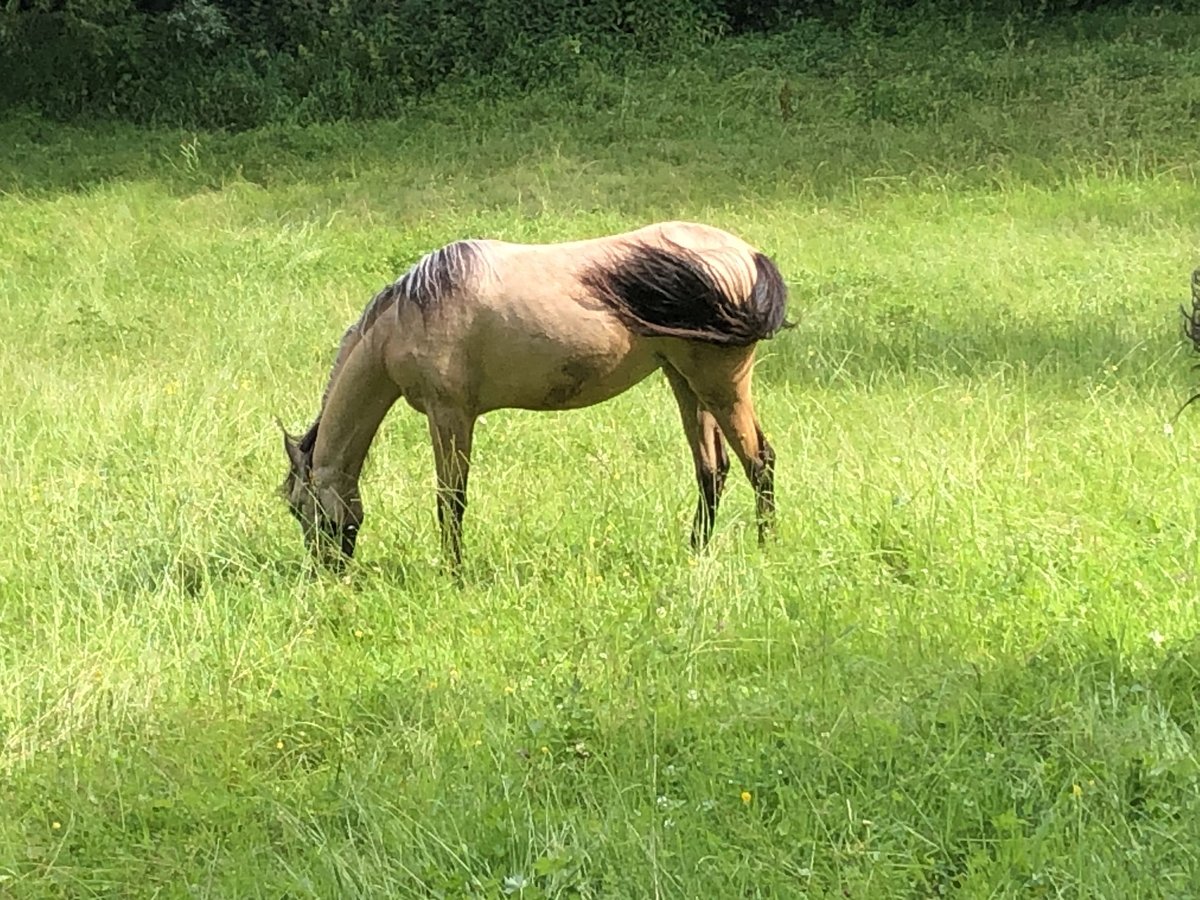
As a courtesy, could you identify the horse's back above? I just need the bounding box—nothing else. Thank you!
[384,222,778,414]
[465,238,659,411]
[478,221,760,301]
[478,220,754,260]
[640,220,755,254]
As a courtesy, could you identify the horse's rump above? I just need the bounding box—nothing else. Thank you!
[581,240,790,346]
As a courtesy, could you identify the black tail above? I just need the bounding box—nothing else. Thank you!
[584,242,792,347]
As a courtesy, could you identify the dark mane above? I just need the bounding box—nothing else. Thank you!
[318,240,482,410]
[291,240,484,453]
[581,241,790,347]
[394,240,482,311]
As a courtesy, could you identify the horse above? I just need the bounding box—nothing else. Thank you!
[279,220,792,573]
[1179,267,1200,413]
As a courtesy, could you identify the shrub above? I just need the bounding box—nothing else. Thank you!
[0,0,1155,128]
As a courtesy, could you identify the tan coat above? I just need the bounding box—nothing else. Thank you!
[282,221,790,572]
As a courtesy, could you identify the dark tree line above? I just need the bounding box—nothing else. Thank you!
[0,0,1123,128]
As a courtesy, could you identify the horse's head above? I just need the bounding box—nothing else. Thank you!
[279,420,362,568]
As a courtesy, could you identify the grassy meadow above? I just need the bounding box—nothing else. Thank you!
[3,9,1200,897]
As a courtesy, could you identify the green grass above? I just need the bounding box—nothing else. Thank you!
[3,10,1200,898]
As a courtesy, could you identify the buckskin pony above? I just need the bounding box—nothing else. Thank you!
[280,221,791,572]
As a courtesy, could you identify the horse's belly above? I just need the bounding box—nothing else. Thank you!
[475,320,660,413]
[539,350,661,410]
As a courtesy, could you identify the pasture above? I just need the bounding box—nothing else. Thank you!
[3,9,1200,897]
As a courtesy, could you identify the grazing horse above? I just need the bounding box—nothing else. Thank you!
[280,221,791,572]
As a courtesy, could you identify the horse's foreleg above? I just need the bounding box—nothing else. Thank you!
[428,409,476,573]
[663,365,729,549]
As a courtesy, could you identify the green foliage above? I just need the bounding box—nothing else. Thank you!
[0,0,723,127]
[3,9,1200,896]
[3,0,1189,128]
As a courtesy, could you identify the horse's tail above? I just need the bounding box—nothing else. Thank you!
[584,242,793,347]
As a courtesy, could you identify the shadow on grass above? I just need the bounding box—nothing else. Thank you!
[3,45,1197,208]
[112,534,313,599]
[7,628,1200,895]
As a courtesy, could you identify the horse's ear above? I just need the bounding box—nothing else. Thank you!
[277,417,307,472]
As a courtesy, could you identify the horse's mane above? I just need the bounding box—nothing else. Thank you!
[296,240,484,448]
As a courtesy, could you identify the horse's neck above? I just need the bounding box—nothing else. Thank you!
[312,339,401,486]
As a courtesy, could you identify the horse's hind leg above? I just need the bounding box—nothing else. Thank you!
[663,365,729,549]
[428,407,476,573]
[684,350,777,545]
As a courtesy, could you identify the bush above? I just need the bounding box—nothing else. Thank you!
[0,0,1157,128]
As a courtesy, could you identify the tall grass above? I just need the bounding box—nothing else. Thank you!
[2,10,1200,898]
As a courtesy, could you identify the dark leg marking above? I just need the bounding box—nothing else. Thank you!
[753,429,776,544]
[663,365,730,550]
